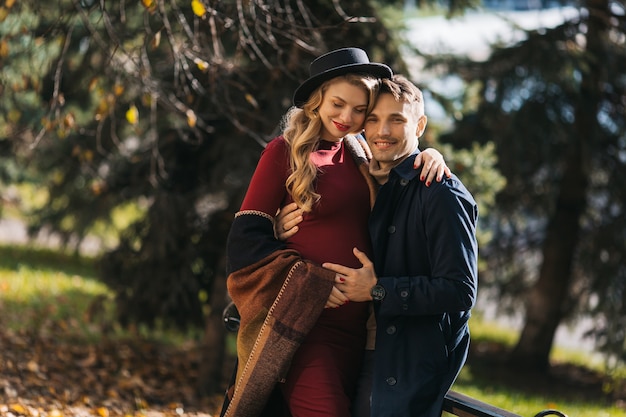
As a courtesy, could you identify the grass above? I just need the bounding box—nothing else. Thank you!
[451,364,624,417]
[454,317,624,417]
[0,245,199,345]
[447,384,623,417]
[0,243,624,416]
[0,245,110,340]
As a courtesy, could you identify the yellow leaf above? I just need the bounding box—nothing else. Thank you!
[126,105,139,125]
[113,84,124,96]
[135,397,149,409]
[186,109,197,128]
[88,77,99,91]
[9,404,26,414]
[151,31,161,49]
[0,39,9,58]
[194,58,208,71]
[57,127,68,139]
[141,0,156,13]
[0,7,8,23]
[167,402,183,410]
[141,94,152,107]
[83,149,94,162]
[48,409,63,417]
[245,93,259,109]
[96,407,109,417]
[6,0,16,8]
[63,113,75,128]
[95,98,109,120]
[41,117,55,131]
[91,181,105,196]
[191,0,206,17]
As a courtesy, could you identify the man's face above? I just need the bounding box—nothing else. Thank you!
[364,93,427,169]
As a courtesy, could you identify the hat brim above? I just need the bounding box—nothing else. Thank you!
[293,63,393,108]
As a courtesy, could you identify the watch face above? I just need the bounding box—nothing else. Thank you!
[371,285,385,301]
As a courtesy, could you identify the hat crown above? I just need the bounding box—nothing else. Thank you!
[292,47,392,107]
[309,48,371,77]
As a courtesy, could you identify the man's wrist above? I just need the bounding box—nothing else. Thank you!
[370,283,386,301]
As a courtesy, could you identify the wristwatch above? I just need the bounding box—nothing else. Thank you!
[371,284,386,301]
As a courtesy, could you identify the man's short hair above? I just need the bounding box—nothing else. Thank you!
[379,75,425,117]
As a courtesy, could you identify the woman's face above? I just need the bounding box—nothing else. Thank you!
[317,80,369,141]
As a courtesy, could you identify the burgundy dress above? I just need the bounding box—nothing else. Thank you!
[239,137,373,417]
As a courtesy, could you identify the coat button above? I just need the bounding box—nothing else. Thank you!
[386,325,396,335]
[400,178,409,186]
[402,304,408,311]
[386,377,397,386]
[400,290,409,298]
[387,225,396,234]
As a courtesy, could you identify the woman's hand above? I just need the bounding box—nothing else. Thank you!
[325,286,349,308]
[414,148,452,186]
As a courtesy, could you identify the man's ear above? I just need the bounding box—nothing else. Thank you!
[416,115,428,137]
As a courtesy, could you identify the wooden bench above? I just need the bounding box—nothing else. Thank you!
[443,390,568,417]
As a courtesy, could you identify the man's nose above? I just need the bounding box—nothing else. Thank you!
[378,121,390,136]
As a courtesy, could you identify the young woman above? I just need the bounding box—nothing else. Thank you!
[221,48,449,417]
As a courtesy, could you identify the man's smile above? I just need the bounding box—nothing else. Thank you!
[372,138,395,149]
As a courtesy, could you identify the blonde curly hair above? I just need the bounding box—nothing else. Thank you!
[282,74,380,212]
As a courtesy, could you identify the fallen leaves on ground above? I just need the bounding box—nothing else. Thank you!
[0,327,224,417]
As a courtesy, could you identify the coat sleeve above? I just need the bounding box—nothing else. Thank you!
[377,178,478,317]
[226,137,291,274]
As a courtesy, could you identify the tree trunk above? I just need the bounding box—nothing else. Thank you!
[197,210,236,396]
[509,145,587,371]
[197,260,231,396]
[509,0,605,371]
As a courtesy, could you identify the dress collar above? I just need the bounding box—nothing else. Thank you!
[317,139,343,151]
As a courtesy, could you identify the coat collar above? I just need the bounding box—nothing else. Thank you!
[390,149,421,182]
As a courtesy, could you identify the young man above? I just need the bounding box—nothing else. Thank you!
[322,74,479,417]
[276,74,477,416]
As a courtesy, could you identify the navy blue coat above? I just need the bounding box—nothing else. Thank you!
[369,151,478,417]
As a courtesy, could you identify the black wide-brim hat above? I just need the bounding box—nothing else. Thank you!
[293,47,393,108]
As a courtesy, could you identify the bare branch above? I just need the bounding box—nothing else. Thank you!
[30,25,74,149]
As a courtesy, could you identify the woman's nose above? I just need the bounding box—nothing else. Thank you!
[340,109,353,123]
